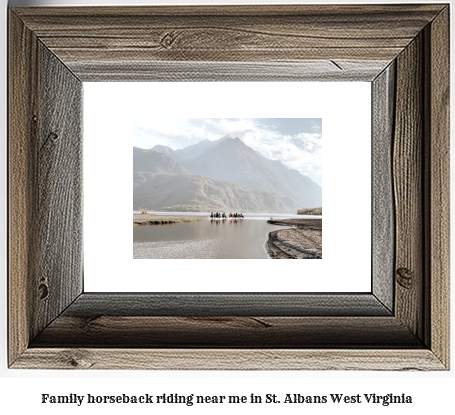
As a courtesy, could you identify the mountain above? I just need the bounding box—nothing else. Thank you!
[181,138,295,200]
[257,153,322,208]
[178,137,320,208]
[150,144,175,158]
[133,147,188,176]
[133,145,291,212]
[133,174,289,212]
[133,136,322,212]
[173,135,229,162]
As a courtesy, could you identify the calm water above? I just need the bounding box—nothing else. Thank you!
[133,212,314,259]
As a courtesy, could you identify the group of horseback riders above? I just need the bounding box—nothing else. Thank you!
[210,212,244,219]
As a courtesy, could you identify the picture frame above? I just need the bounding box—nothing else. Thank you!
[8,4,449,370]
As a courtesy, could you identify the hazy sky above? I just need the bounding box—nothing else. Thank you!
[133,118,322,186]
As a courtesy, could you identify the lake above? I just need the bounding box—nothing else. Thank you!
[133,212,315,259]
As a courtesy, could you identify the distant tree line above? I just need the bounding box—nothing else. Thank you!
[297,207,322,215]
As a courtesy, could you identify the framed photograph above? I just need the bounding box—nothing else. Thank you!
[8,4,449,370]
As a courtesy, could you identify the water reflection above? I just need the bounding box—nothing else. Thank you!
[211,218,242,225]
[133,217,290,259]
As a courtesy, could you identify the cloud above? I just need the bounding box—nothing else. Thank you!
[133,118,322,185]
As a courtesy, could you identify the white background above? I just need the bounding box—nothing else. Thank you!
[1,0,454,414]
[84,82,371,292]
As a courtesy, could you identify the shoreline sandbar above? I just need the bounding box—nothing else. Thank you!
[266,218,322,259]
[133,213,202,227]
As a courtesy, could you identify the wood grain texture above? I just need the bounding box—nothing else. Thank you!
[32,42,83,339]
[393,35,424,340]
[8,11,38,366]
[11,5,444,74]
[31,316,420,348]
[12,349,445,371]
[372,63,395,312]
[66,293,391,317]
[425,6,450,369]
[72,60,388,82]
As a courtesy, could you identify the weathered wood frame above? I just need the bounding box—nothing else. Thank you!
[8,5,449,370]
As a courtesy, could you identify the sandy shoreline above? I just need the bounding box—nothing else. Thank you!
[133,214,322,259]
[265,218,322,259]
[133,213,201,227]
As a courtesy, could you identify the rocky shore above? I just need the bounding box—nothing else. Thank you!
[265,218,322,259]
[133,213,201,227]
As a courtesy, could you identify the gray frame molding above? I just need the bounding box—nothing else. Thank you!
[8,4,449,370]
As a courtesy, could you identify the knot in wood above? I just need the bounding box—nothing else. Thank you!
[48,131,59,142]
[396,267,414,289]
[38,282,49,300]
[60,350,94,369]
[160,31,179,49]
